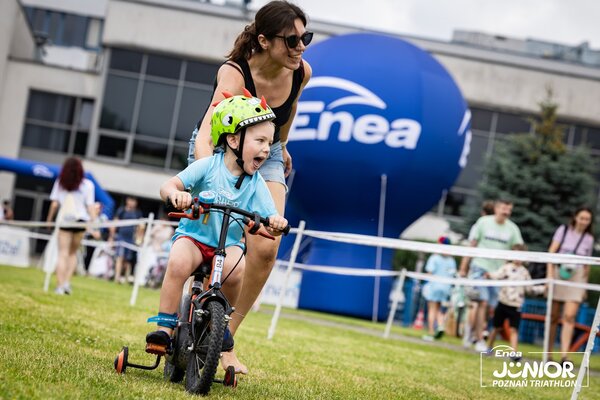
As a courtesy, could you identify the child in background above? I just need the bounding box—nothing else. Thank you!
[422,236,457,341]
[485,244,545,358]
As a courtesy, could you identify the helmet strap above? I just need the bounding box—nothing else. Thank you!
[227,128,248,189]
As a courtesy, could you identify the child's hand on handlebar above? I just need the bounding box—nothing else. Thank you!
[169,191,192,210]
[266,215,288,236]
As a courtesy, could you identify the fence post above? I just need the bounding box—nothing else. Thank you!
[543,279,554,364]
[130,213,154,306]
[383,268,406,339]
[571,295,600,400]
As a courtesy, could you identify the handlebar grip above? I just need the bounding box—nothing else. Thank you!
[282,224,291,236]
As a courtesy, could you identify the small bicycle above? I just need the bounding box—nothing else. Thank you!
[114,190,289,395]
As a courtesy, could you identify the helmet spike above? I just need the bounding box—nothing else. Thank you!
[260,96,268,110]
[222,91,234,98]
[242,87,252,98]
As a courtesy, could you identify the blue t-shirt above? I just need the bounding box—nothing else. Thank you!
[174,152,278,248]
[425,254,457,278]
[116,207,143,241]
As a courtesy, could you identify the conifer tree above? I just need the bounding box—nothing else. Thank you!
[456,93,597,251]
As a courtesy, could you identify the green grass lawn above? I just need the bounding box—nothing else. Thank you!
[1,265,599,400]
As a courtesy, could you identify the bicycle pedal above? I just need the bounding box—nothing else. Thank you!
[145,343,167,356]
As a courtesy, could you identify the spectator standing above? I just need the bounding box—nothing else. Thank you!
[459,199,524,352]
[546,207,594,365]
[110,196,144,284]
[46,157,96,294]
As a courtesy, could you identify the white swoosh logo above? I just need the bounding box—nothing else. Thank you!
[306,77,387,110]
[32,165,54,178]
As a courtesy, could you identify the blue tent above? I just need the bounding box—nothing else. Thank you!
[0,156,115,218]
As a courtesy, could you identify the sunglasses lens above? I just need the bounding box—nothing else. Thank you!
[301,32,314,46]
[286,35,300,48]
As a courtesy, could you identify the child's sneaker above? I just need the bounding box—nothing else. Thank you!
[145,330,172,356]
[63,283,72,295]
[434,329,445,340]
[54,286,66,295]
[474,339,488,352]
[422,334,435,342]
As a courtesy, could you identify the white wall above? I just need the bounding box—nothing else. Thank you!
[104,0,246,62]
[436,54,600,123]
[21,0,108,18]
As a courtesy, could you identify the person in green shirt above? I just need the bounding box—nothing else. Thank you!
[458,199,524,352]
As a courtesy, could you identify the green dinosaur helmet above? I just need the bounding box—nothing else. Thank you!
[210,91,276,146]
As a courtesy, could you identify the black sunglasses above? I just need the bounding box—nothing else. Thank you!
[274,31,314,48]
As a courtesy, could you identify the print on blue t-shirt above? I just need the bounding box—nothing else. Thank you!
[174,152,277,249]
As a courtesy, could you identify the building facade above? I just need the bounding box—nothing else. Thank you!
[1,0,600,230]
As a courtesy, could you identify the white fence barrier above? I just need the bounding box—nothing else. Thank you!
[0,225,30,267]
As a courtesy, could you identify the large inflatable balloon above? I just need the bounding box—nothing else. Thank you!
[283,33,471,320]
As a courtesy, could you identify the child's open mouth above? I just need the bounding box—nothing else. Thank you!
[252,156,266,170]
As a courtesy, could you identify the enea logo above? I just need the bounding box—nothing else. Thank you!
[291,76,423,149]
[32,164,54,178]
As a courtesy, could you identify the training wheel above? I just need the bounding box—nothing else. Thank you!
[114,346,129,374]
[223,365,237,388]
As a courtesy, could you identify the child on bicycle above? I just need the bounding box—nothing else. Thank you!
[146,92,288,360]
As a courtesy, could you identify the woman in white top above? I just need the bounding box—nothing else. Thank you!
[46,157,96,295]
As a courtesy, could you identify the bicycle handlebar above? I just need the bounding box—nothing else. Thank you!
[167,196,291,238]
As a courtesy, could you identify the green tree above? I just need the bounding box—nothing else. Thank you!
[456,94,597,252]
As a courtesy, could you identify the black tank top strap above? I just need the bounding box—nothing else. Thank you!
[232,58,256,95]
[224,60,244,78]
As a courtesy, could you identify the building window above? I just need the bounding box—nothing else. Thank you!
[98,48,217,170]
[470,107,493,131]
[454,133,489,189]
[495,111,532,135]
[23,7,103,50]
[22,90,93,156]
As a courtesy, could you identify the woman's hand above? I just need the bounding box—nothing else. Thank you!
[282,146,293,178]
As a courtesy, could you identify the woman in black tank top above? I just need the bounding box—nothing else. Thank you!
[188,1,312,375]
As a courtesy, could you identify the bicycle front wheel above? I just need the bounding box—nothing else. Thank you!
[185,300,226,395]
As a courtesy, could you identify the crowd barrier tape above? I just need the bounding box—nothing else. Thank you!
[5,219,600,267]
[276,260,600,291]
[301,230,600,266]
[0,219,150,229]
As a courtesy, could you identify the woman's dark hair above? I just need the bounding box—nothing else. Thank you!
[481,200,495,216]
[227,1,307,61]
[569,206,594,236]
[58,157,84,191]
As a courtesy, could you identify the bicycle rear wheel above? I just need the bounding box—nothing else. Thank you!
[185,300,226,395]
